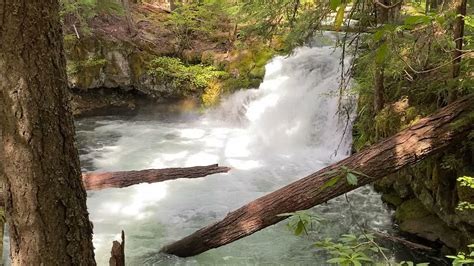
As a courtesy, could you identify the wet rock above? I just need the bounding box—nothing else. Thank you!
[395,198,431,221]
[399,215,462,249]
[381,193,403,207]
[375,148,474,251]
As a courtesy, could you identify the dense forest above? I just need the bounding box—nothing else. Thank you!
[0,0,473,265]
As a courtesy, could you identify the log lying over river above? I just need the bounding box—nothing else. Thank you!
[0,165,229,201]
[82,164,231,191]
[161,95,474,257]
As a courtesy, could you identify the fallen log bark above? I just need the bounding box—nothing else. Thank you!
[82,164,231,191]
[372,230,433,251]
[161,96,474,257]
[0,165,229,203]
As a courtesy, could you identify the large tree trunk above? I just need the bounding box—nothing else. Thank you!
[161,95,474,257]
[0,1,96,264]
[82,164,230,190]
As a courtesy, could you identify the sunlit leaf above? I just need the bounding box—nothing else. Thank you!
[329,0,341,11]
[327,257,346,263]
[346,172,358,185]
[334,5,346,31]
[404,15,431,26]
[320,176,342,190]
[375,43,388,64]
[294,220,305,236]
[373,29,385,42]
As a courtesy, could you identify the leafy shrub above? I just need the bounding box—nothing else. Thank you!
[147,56,228,97]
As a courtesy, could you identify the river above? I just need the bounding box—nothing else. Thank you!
[73,40,406,265]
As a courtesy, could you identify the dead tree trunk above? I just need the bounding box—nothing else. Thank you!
[109,231,125,266]
[161,95,474,257]
[82,164,230,190]
[0,164,228,203]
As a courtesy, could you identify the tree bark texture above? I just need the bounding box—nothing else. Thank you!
[109,231,125,266]
[161,96,474,257]
[451,0,467,79]
[0,1,96,264]
[82,164,231,190]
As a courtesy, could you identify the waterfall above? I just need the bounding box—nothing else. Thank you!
[209,45,354,160]
[71,41,393,265]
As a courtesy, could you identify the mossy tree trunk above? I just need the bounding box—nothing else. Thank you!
[0,0,96,264]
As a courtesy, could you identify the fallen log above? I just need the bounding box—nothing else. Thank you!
[161,96,474,257]
[0,165,229,203]
[82,164,231,191]
[371,230,433,251]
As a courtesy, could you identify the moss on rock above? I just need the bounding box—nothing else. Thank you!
[395,198,431,222]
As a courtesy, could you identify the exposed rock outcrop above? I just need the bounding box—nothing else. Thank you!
[63,2,231,115]
[375,145,474,251]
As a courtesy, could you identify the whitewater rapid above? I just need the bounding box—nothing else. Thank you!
[75,43,394,265]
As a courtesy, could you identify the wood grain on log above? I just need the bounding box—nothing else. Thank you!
[0,165,229,205]
[161,96,474,257]
[82,164,231,191]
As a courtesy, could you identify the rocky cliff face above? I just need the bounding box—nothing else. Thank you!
[375,144,474,251]
[65,36,173,115]
[66,36,173,95]
[63,3,231,116]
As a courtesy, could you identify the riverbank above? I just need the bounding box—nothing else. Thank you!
[64,1,275,116]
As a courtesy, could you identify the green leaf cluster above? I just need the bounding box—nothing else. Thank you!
[446,244,474,266]
[315,234,381,266]
[167,2,229,54]
[277,210,324,236]
[147,56,227,95]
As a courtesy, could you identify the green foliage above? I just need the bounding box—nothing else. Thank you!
[456,176,474,211]
[315,234,383,266]
[458,176,474,189]
[334,5,346,31]
[167,2,228,54]
[67,57,108,75]
[60,0,123,36]
[446,244,474,266]
[147,56,227,95]
[456,201,474,211]
[320,166,370,190]
[278,211,324,236]
[225,42,276,89]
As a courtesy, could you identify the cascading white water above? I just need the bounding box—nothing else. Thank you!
[72,40,395,265]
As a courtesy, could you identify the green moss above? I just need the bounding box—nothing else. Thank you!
[130,52,151,81]
[382,193,404,207]
[395,198,431,222]
[67,57,108,88]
